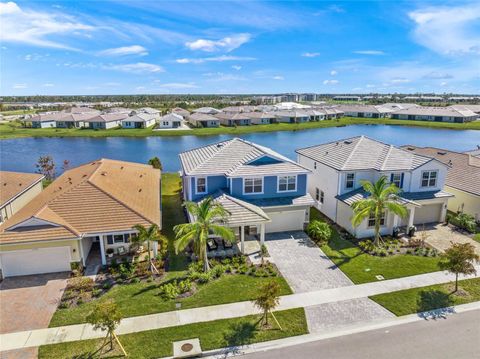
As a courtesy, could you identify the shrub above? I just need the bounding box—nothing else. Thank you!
[102,282,112,290]
[448,213,477,233]
[58,302,69,309]
[307,220,332,243]
[260,244,269,257]
[76,298,84,305]
[178,280,192,294]
[197,272,212,284]
[68,277,94,293]
[358,240,375,253]
[238,264,249,274]
[211,265,225,278]
[92,288,102,297]
[158,281,179,300]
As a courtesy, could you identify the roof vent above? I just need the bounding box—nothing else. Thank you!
[216,143,223,148]
[448,160,453,166]
[344,140,352,145]
[101,172,107,176]
[407,147,415,151]
[437,151,447,155]
[138,188,142,192]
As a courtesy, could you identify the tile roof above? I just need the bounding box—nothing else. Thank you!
[159,113,184,122]
[125,113,158,122]
[392,106,478,117]
[337,104,394,114]
[296,136,435,171]
[188,113,220,123]
[84,113,129,123]
[0,171,44,207]
[402,146,480,196]
[247,193,315,208]
[0,159,161,244]
[193,107,221,114]
[179,138,309,176]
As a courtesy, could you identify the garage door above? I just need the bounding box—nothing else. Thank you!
[265,210,306,233]
[1,246,71,277]
[414,204,442,225]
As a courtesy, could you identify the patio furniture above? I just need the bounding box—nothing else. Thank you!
[223,239,233,249]
[117,246,127,256]
[206,239,218,251]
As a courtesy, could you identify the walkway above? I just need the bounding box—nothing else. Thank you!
[2,266,478,352]
[423,223,480,255]
[264,231,393,332]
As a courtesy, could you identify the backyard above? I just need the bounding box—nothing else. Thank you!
[311,209,444,284]
[49,173,292,327]
[41,308,308,358]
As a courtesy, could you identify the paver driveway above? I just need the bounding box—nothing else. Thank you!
[0,272,68,334]
[264,231,394,332]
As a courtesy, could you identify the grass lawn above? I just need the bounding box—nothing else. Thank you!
[370,278,480,316]
[49,172,292,327]
[41,308,307,359]
[311,209,443,284]
[473,233,480,244]
[1,117,479,139]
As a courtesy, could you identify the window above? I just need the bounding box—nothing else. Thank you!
[114,234,124,243]
[244,177,263,194]
[123,234,131,243]
[315,188,324,204]
[391,173,402,188]
[278,175,296,192]
[368,212,385,227]
[314,162,317,170]
[345,173,355,189]
[421,171,438,187]
[106,235,114,245]
[196,177,207,194]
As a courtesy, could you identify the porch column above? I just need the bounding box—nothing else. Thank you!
[440,202,448,222]
[99,235,107,266]
[240,225,245,254]
[260,223,265,246]
[152,241,158,257]
[407,208,415,228]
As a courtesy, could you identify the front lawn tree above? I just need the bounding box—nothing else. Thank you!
[254,280,281,329]
[351,176,407,247]
[439,242,479,292]
[132,223,165,274]
[86,299,126,356]
[148,156,162,170]
[174,197,234,272]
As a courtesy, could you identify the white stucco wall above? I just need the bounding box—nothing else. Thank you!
[408,160,448,192]
[445,186,480,221]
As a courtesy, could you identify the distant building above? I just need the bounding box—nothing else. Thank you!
[391,106,478,123]
[337,104,393,118]
[333,96,361,101]
[188,113,220,128]
[158,113,185,129]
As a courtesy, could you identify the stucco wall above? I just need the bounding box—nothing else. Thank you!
[0,181,43,223]
[445,186,480,221]
[0,239,81,262]
[230,174,307,199]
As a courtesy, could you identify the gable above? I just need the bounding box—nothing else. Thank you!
[246,155,283,166]
[6,217,61,231]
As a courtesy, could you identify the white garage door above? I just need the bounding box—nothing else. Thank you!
[265,210,306,233]
[414,204,442,225]
[1,246,71,277]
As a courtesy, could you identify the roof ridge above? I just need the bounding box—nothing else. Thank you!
[296,135,363,153]
[342,136,364,171]
[381,145,395,171]
[224,194,270,220]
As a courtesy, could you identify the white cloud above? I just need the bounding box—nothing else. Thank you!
[366,84,376,88]
[135,86,146,91]
[273,75,284,80]
[423,72,453,79]
[301,52,320,58]
[185,33,251,52]
[408,3,480,55]
[157,82,198,89]
[440,81,448,86]
[231,65,242,70]
[176,55,255,64]
[0,1,94,49]
[98,45,148,56]
[203,72,245,81]
[323,79,339,85]
[353,50,385,55]
[13,83,27,89]
[330,70,338,76]
[391,78,410,83]
[43,83,54,87]
[103,62,164,74]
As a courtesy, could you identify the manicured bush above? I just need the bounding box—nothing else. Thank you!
[448,213,477,233]
[158,281,179,300]
[307,220,332,244]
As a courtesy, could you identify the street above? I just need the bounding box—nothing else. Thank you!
[243,310,480,359]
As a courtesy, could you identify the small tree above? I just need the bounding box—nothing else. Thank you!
[439,242,479,292]
[36,155,56,181]
[307,220,332,244]
[86,300,124,353]
[148,156,162,170]
[253,280,281,328]
[132,224,164,274]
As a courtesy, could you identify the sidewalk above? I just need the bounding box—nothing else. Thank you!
[1,266,479,352]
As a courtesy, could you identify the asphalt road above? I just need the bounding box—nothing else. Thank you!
[243,310,480,359]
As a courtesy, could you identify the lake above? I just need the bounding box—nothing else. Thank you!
[1,124,479,173]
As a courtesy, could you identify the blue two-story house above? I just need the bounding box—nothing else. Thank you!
[179,138,314,251]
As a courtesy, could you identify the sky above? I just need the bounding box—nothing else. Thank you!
[1,0,479,96]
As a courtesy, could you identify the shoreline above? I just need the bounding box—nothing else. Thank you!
[1,117,479,140]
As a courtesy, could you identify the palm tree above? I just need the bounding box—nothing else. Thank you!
[174,197,234,272]
[351,176,407,247]
[132,224,162,273]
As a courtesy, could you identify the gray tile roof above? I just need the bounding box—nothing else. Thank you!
[159,113,183,122]
[337,188,452,206]
[180,138,310,176]
[84,113,128,123]
[402,146,480,196]
[296,136,435,171]
[393,106,478,118]
[187,112,220,124]
[126,113,158,122]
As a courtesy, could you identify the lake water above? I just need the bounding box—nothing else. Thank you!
[1,124,479,173]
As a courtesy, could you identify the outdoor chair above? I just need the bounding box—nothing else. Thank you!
[223,239,233,249]
[117,246,127,256]
[207,239,218,251]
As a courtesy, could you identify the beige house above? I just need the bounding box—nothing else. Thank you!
[0,171,44,224]
[0,159,161,278]
[403,146,480,221]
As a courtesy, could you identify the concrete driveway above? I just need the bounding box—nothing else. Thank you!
[0,272,68,334]
[422,223,480,255]
[264,231,394,333]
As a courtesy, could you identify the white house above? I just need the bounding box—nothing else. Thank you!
[158,113,185,128]
[188,113,220,128]
[275,110,310,123]
[296,136,453,238]
[85,113,128,129]
[122,113,157,129]
[247,112,277,125]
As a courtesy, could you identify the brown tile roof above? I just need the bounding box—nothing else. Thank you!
[0,171,44,208]
[0,159,161,244]
[401,146,480,197]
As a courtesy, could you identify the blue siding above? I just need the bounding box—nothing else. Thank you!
[230,174,307,199]
[189,175,227,201]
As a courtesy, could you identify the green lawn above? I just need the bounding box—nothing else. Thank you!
[49,172,292,327]
[473,234,480,244]
[311,209,443,284]
[1,116,479,139]
[41,308,307,358]
[370,278,480,316]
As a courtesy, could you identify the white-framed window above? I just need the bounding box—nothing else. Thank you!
[315,188,324,203]
[106,233,131,245]
[163,121,169,126]
[391,173,402,188]
[195,177,207,194]
[368,212,385,227]
[421,171,438,188]
[278,175,297,192]
[244,177,263,194]
[345,172,355,189]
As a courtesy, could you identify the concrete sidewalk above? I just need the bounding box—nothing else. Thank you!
[1,266,479,352]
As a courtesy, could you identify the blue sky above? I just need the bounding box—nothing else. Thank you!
[1,0,479,95]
